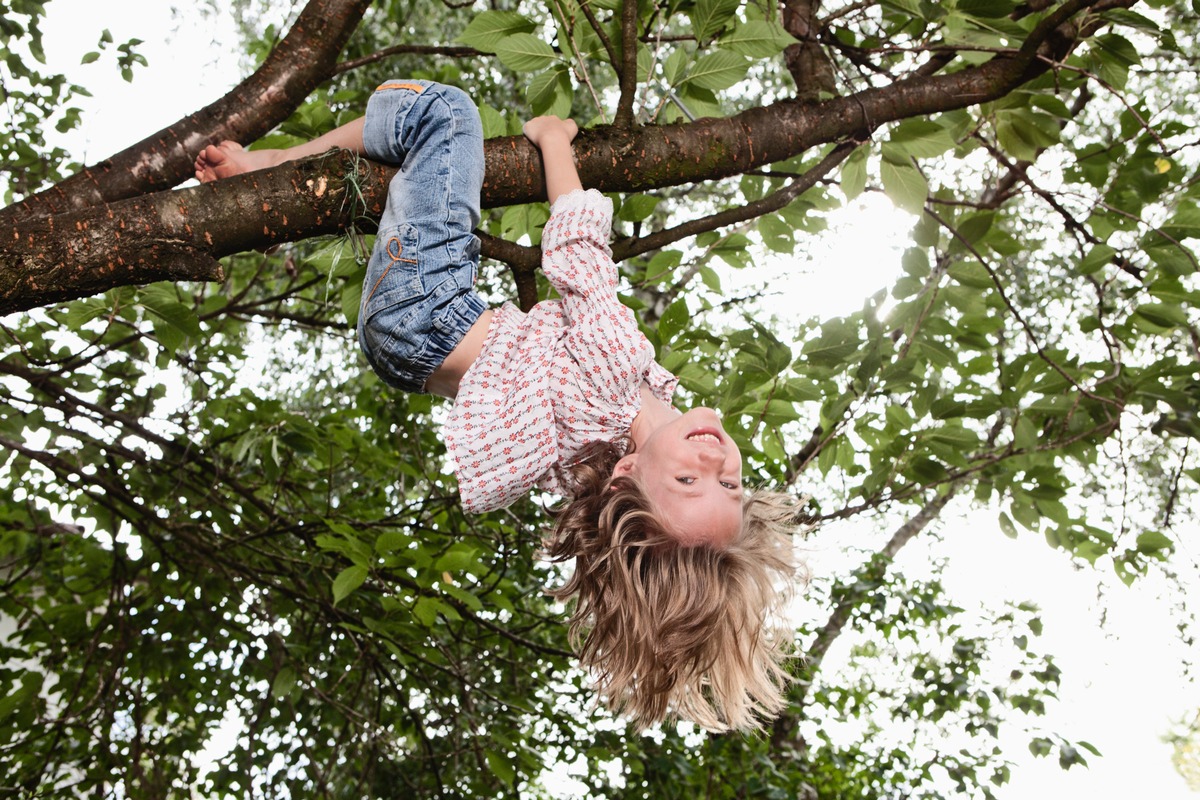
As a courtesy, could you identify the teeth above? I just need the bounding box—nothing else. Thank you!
[688,433,720,444]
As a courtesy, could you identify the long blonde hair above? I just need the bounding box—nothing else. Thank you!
[546,439,802,732]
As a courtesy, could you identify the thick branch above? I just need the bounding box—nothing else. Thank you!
[783,0,837,101]
[0,1,1105,314]
[0,152,385,315]
[489,7,1088,204]
[0,0,373,227]
[477,232,540,311]
[614,0,640,128]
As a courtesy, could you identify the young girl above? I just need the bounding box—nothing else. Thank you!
[197,80,799,732]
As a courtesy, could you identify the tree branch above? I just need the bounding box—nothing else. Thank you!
[772,483,963,748]
[0,0,1108,314]
[783,0,837,101]
[1,151,384,314]
[614,0,640,128]
[0,0,373,227]
[612,141,856,262]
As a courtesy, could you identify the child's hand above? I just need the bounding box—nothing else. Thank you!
[522,116,579,149]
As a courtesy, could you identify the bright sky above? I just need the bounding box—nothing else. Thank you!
[36,1,1200,797]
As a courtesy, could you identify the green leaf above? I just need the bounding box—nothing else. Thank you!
[663,47,690,86]
[886,119,956,159]
[486,750,516,785]
[527,66,572,117]
[880,0,925,19]
[803,320,861,366]
[271,667,297,698]
[501,202,550,244]
[477,106,505,140]
[744,398,800,426]
[1010,497,1040,532]
[1089,34,1141,90]
[758,214,794,253]
[658,299,690,344]
[617,194,660,222]
[689,0,740,42]
[956,212,994,246]
[699,265,722,292]
[673,84,723,121]
[957,0,1017,17]
[642,249,683,284]
[456,11,536,52]
[1148,241,1198,275]
[1133,302,1188,329]
[885,403,914,429]
[717,20,799,58]
[435,544,478,573]
[947,261,993,289]
[1135,529,1173,554]
[880,159,928,214]
[494,33,558,73]
[341,265,364,327]
[332,565,369,605]
[710,232,752,268]
[412,596,439,626]
[680,50,749,92]
[1078,244,1115,275]
[995,107,1060,162]
[840,146,868,200]
[926,423,979,449]
[137,283,200,355]
[375,530,412,555]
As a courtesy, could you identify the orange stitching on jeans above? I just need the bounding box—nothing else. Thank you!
[366,236,415,302]
[366,264,392,302]
[375,82,426,93]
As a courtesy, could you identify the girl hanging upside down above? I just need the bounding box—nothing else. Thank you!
[196,80,802,732]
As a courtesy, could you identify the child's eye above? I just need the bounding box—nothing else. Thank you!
[676,477,696,485]
[720,481,739,490]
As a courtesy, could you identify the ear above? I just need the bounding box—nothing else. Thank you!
[612,453,639,478]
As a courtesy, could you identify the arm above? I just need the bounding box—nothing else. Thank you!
[522,116,582,205]
[526,119,656,398]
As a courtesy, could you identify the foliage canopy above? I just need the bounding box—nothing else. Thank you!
[1,0,1197,797]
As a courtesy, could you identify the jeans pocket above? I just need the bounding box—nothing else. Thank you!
[363,224,424,312]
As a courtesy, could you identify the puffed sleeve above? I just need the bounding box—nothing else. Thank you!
[541,189,658,408]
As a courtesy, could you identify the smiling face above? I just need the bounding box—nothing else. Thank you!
[613,407,744,548]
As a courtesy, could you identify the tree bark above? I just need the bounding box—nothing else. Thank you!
[782,0,837,101]
[0,152,387,312]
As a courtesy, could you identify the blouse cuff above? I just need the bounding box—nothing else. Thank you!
[548,188,609,218]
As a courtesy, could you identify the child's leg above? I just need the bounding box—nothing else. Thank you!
[194,118,367,182]
[356,81,487,395]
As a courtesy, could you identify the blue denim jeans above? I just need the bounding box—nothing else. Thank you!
[357,80,488,393]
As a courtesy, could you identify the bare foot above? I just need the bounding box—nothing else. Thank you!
[194,142,285,183]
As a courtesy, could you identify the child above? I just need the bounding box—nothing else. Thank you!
[196,80,799,732]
